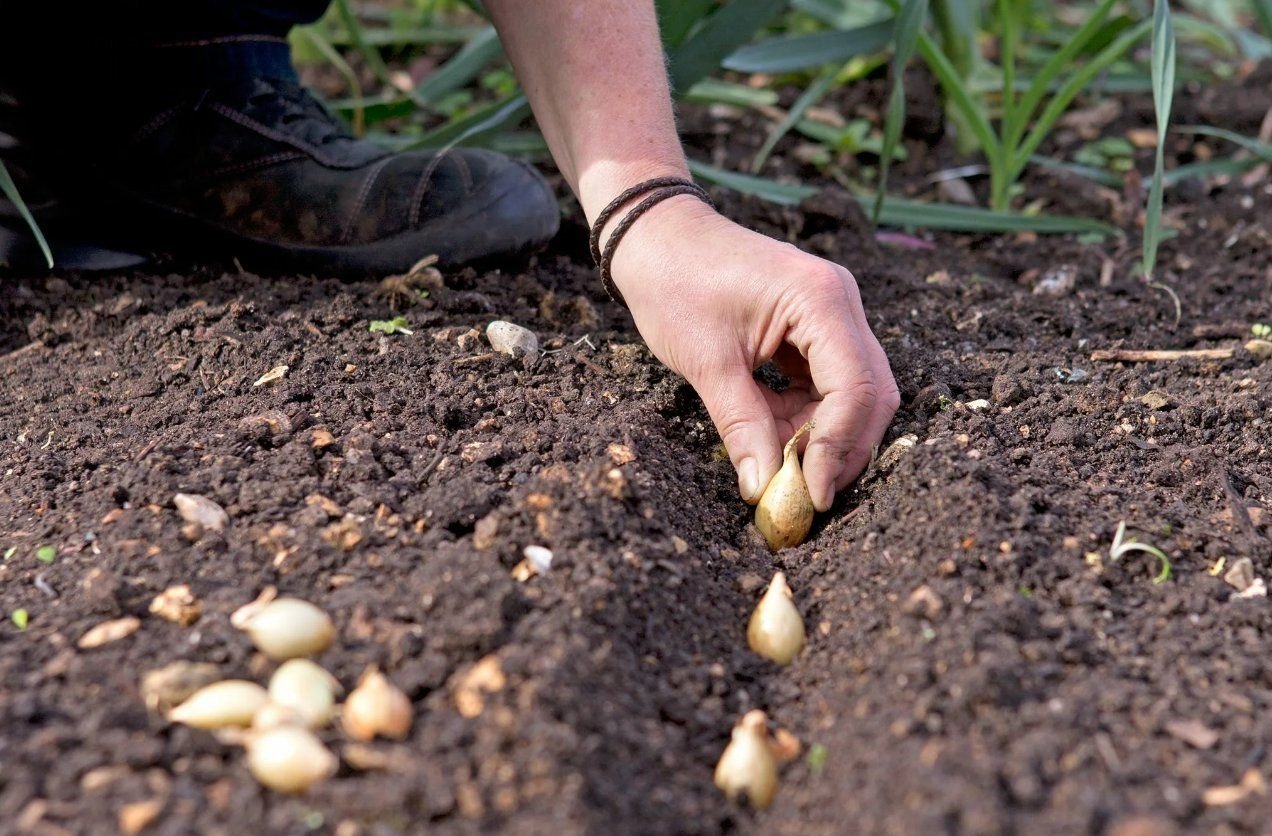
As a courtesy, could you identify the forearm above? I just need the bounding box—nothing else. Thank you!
[483,1,690,223]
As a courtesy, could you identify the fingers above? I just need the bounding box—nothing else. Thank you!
[696,364,784,504]
[788,266,899,511]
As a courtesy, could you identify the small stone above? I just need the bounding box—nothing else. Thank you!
[453,655,506,719]
[485,321,539,360]
[1245,339,1272,360]
[173,494,228,532]
[902,585,943,620]
[473,514,499,550]
[460,440,504,464]
[1223,557,1255,592]
[964,399,991,411]
[671,536,689,555]
[149,585,202,626]
[78,616,142,649]
[311,429,337,449]
[118,799,164,835]
[1139,391,1170,410]
[876,434,918,471]
[606,443,637,465]
[1032,264,1078,297]
[523,545,553,573]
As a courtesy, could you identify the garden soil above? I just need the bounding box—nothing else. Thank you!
[1,65,1270,835]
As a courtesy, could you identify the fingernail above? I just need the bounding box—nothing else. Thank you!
[817,485,835,513]
[739,457,760,502]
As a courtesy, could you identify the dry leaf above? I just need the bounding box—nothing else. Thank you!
[252,365,289,386]
[78,616,141,649]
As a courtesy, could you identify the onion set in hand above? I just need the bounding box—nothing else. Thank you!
[754,422,815,551]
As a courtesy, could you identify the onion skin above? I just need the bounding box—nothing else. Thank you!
[714,710,779,809]
[754,423,815,552]
[747,572,806,665]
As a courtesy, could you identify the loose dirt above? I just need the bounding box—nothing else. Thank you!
[1,64,1270,835]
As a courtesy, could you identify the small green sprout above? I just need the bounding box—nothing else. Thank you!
[36,546,56,564]
[1109,521,1172,584]
[1252,323,1271,339]
[369,317,413,336]
[2,546,15,560]
[806,743,828,774]
[12,608,29,630]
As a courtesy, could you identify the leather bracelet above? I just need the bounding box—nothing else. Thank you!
[588,176,713,307]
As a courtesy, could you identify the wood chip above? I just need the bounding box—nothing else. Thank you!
[1203,768,1266,806]
[252,365,289,386]
[78,616,141,649]
[1091,348,1235,362]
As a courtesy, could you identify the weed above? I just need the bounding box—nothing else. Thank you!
[806,742,828,773]
[369,317,414,336]
[1252,323,1271,339]
[2,546,15,560]
[36,546,56,564]
[1109,521,1172,584]
[12,608,29,630]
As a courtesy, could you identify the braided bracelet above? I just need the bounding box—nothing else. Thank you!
[588,176,714,307]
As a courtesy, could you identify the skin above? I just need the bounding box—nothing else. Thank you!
[485,1,900,511]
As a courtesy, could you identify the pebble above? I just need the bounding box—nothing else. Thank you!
[1223,557,1255,592]
[1032,265,1078,297]
[486,321,539,362]
[173,493,228,532]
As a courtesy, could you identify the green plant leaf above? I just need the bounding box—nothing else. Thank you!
[414,26,505,107]
[657,0,716,48]
[407,94,530,150]
[0,160,53,269]
[669,0,787,94]
[688,161,1117,233]
[1177,125,1272,163]
[296,27,367,136]
[1141,0,1176,280]
[369,317,413,335]
[36,546,56,564]
[752,72,837,172]
[1256,0,1272,40]
[12,608,29,630]
[722,20,894,73]
[874,0,929,223]
[332,0,395,89]
[683,78,780,107]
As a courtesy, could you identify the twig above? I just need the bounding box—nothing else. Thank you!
[0,340,45,364]
[1091,348,1235,362]
[454,352,496,366]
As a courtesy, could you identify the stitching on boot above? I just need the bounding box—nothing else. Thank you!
[201,151,310,182]
[408,155,442,229]
[210,102,369,169]
[341,156,394,244]
[129,104,185,147]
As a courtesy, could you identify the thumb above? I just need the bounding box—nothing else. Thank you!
[696,367,783,504]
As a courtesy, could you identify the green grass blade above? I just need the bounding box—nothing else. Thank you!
[298,27,366,135]
[752,72,837,172]
[413,25,504,107]
[998,0,1019,139]
[1003,0,1118,152]
[722,21,895,73]
[1010,19,1151,179]
[689,160,1117,233]
[0,161,53,269]
[332,0,395,89]
[657,0,716,48]
[669,0,787,94]
[683,78,780,107]
[407,94,529,150]
[931,0,980,80]
[1141,0,1175,280]
[1177,125,1272,163]
[914,30,1002,158]
[874,0,929,223]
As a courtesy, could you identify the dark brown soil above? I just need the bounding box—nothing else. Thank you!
[2,64,1271,836]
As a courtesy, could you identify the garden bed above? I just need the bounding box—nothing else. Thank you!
[1,65,1270,835]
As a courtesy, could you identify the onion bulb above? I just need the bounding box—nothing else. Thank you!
[754,422,815,551]
[268,659,341,729]
[246,725,338,793]
[234,597,335,660]
[342,666,413,741]
[747,572,805,665]
[168,680,269,730]
[714,710,779,809]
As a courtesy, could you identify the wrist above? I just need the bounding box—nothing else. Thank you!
[578,158,692,226]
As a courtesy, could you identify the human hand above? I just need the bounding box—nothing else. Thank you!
[608,195,900,511]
